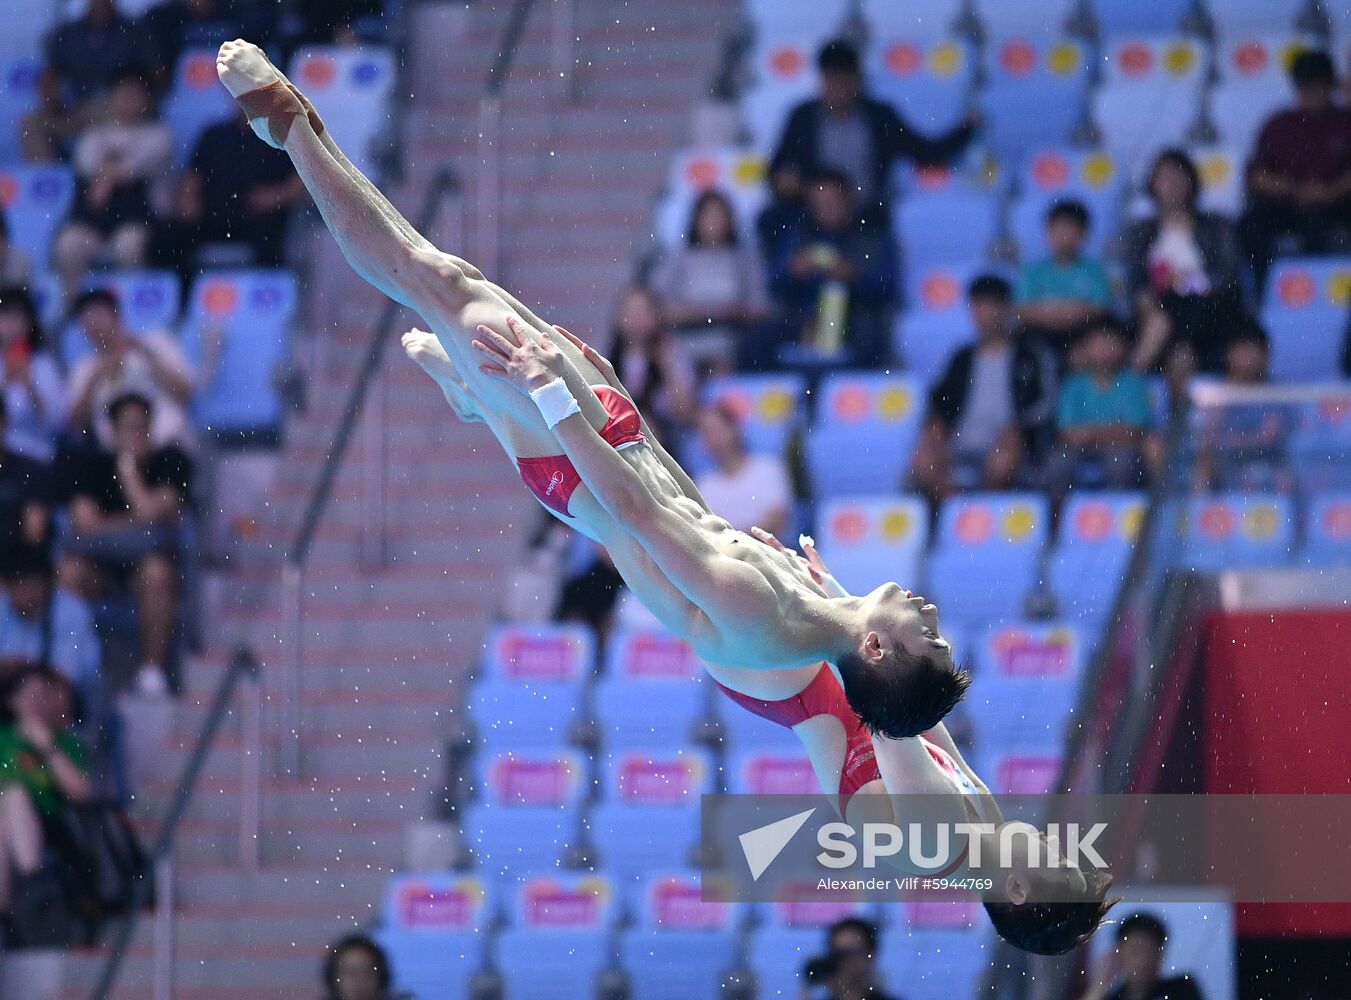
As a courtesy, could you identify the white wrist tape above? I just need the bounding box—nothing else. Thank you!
[530,378,581,429]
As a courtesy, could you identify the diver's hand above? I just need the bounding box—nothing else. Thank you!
[473,314,569,393]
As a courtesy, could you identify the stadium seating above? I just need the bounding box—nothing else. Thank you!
[654,147,768,247]
[895,191,1000,267]
[1092,37,1207,169]
[163,48,237,167]
[973,0,1080,37]
[1212,33,1310,90]
[588,750,712,876]
[865,36,974,139]
[60,270,183,369]
[701,373,807,457]
[1190,145,1245,217]
[861,0,965,36]
[461,749,586,873]
[980,38,1091,159]
[1206,0,1303,35]
[593,629,708,747]
[877,903,992,1000]
[1009,148,1124,259]
[495,876,615,1000]
[1301,493,1351,567]
[892,311,973,388]
[0,0,56,60]
[620,874,738,999]
[805,372,924,500]
[1182,493,1296,571]
[180,269,298,437]
[814,495,930,595]
[0,164,75,268]
[726,748,819,795]
[1260,256,1351,382]
[0,55,41,165]
[288,46,396,179]
[375,874,491,998]
[1047,492,1146,639]
[745,0,850,39]
[1089,0,1192,34]
[1207,80,1289,161]
[1290,390,1351,493]
[926,493,1049,631]
[741,34,819,154]
[469,624,595,748]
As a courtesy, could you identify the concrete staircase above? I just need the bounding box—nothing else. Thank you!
[57,1,729,996]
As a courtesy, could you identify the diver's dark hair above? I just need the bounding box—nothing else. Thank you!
[984,869,1119,956]
[835,647,970,739]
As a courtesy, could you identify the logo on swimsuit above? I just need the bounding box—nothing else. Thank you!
[545,470,565,496]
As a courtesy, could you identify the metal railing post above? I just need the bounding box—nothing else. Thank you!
[240,665,262,870]
[478,95,501,279]
[551,0,576,97]
[280,562,304,777]
[360,361,389,569]
[151,858,174,1000]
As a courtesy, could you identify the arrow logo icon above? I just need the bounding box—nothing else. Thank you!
[739,807,816,881]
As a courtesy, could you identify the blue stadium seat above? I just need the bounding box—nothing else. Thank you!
[592,674,707,748]
[375,874,491,1000]
[1207,80,1291,157]
[163,49,236,166]
[1182,493,1295,571]
[865,37,974,139]
[0,0,57,59]
[470,624,595,747]
[726,748,819,796]
[895,191,1000,266]
[715,693,806,754]
[963,622,1084,752]
[0,55,41,165]
[892,311,972,387]
[878,906,994,999]
[702,374,807,457]
[495,877,616,1000]
[745,0,850,39]
[805,373,924,500]
[288,46,395,179]
[1014,149,1124,237]
[815,495,930,595]
[742,36,819,154]
[1191,145,1245,217]
[180,270,297,436]
[1290,391,1351,493]
[902,259,986,317]
[926,493,1049,631]
[464,750,585,873]
[1213,33,1311,90]
[1090,0,1192,34]
[861,0,965,36]
[980,39,1091,159]
[1207,0,1303,34]
[60,270,183,369]
[974,0,1079,37]
[621,874,738,1000]
[1093,37,1207,167]
[0,165,74,268]
[1301,494,1351,567]
[1047,491,1145,630]
[589,750,712,875]
[654,147,768,247]
[1260,257,1351,381]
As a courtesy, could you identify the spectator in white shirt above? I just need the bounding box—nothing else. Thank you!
[693,400,792,536]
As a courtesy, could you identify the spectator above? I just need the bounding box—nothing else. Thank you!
[606,285,696,440]
[43,0,146,109]
[911,275,1056,503]
[0,551,100,707]
[53,73,171,291]
[291,0,384,48]
[0,289,65,463]
[1240,50,1351,290]
[650,190,770,375]
[771,39,976,226]
[756,165,808,272]
[140,0,275,84]
[0,398,53,560]
[58,393,193,698]
[692,401,791,536]
[1079,911,1203,1000]
[1044,320,1153,506]
[1123,150,1244,378]
[65,289,196,451]
[0,666,92,910]
[818,917,900,1000]
[1015,200,1112,366]
[0,216,31,287]
[180,114,306,266]
[18,68,81,165]
[322,933,401,1000]
[768,170,897,368]
[1194,323,1289,492]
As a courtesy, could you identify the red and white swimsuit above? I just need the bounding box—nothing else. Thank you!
[516,385,645,517]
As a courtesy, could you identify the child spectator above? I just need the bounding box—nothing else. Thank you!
[769,170,897,368]
[53,74,171,291]
[0,289,65,463]
[1015,200,1112,365]
[692,401,792,536]
[606,285,696,441]
[0,552,101,709]
[911,275,1057,503]
[65,290,196,451]
[650,190,769,375]
[58,393,193,698]
[1045,320,1152,505]
[1194,323,1289,492]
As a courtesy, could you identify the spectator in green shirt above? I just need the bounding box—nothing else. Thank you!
[0,665,91,910]
[1016,200,1112,367]
[1045,319,1154,506]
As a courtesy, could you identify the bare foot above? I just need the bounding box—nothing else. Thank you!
[216,39,287,147]
[402,329,483,424]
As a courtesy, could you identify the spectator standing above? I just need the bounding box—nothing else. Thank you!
[816,917,902,1000]
[769,170,897,368]
[43,0,146,109]
[65,290,196,451]
[1044,320,1153,505]
[1078,912,1204,1000]
[0,399,53,561]
[0,552,101,708]
[181,115,306,266]
[58,393,193,698]
[322,933,402,1000]
[140,0,275,85]
[606,286,696,441]
[53,74,172,291]
[911,276,1056,503]
[650,190,769,375]
[1240,50,1351,290]
[1015,200,1112,366]
[692,401,792,536]
[771,39,976,227]
[1123,150,1244,378]
[0,289,65,463]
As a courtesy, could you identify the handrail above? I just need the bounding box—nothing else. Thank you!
[91,647,260,1000]
[486,0,540,96]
